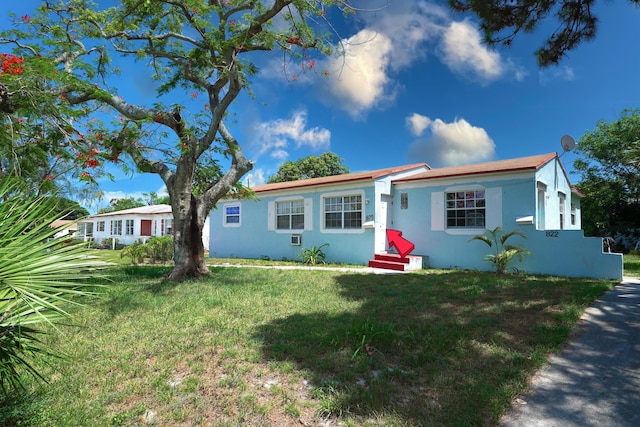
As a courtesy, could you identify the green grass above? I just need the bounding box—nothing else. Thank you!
[624,253,640,278]
[0,260,624,426]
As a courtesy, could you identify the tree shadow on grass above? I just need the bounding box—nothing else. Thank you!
[104,265,175,317]
[255,271,613,425]
[0,391,46,427]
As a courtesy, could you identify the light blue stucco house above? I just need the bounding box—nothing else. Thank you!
[209,153,623,280]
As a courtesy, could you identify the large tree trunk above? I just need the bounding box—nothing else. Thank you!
[167,196,209,280]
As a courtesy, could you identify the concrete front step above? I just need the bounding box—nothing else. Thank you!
[368,254,425,271]
[368,259,408,271]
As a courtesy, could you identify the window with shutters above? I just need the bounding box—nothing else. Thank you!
[445,190,485,228]
[112,220,122,235]
[276,200,305,230]
[125,219,134,235]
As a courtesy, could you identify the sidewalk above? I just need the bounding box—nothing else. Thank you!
[498,277,640,427]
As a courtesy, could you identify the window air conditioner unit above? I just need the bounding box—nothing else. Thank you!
[291,234,302,246]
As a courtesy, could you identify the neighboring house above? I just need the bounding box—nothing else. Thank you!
[51,219,78,239]
[80,204,210,249]
[209,153,623,280]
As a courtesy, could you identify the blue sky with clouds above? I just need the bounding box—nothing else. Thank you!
[2,1,640,212]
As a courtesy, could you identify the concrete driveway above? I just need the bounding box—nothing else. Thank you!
[498,277,640,427]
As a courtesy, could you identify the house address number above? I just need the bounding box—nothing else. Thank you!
[545,231,559,237]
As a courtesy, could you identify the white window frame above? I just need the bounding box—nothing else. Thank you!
[97,220,105,232]
[432,186,501,235]
[223,203,241,227]
[112,220,122,236]
[125,219,134,235]
[268,197,312,233]
[320,190,365,234]
[537,182,547,230]
[276,199,305,230]
[558,192,566,230]
[445,190,486,229]
[570,202,577,226]
[164,218,173,235]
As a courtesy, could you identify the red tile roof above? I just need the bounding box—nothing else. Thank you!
[251,163,430,193]
[394,153,559,182]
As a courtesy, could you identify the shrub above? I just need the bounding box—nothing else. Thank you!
[145,235,174,263]
[120,241,146,265]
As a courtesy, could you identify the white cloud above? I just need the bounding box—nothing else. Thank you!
[322,29,394,119]
[406,113,433,136]
[439,20,504,83]
[407,116,496,166]
[539,65,576,85]
[252,109,331,160]
[243,168,266,187]
[318,2,447,118]
[261,2,522,118]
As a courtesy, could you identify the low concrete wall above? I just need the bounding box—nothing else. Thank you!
[517,227,623,280]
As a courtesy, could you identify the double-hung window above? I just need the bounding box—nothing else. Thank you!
[97,221,105,232]
[276,200,304,230]
[112,220,122,235]
[446,190,485,228]
[324,195,362,229]
[125,219,134,235]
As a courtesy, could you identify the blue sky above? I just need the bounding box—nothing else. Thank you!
[2,1,640,212]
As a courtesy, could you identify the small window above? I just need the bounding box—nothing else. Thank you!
[125,219,134,235]
[164,218,173,235]
[400,193,408,210]
[97,221,105,232]
[112,220,122,235]
[224,204,241,227]
[570,203,576,226]
[276,200,304,230]
[445,190,485,228]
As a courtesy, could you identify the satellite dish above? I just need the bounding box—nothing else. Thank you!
[560,135,576,152]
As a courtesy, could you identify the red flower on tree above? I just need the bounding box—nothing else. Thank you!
[0,54,25,75]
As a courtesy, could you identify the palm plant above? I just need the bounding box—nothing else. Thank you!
[468,227,530,274]
[299,244,329,265]
[0,179,105,395]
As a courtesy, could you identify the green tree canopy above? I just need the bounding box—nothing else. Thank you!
[97,196,146,214]
[573,109,640,236]
[449,0,640,66]
[267,152,349,183]
[48,195,90,219]
[1,0,356,280]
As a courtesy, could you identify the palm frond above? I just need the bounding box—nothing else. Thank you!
[0,178,106,394]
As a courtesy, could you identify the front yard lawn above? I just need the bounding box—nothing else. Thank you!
[0,263,619,426]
